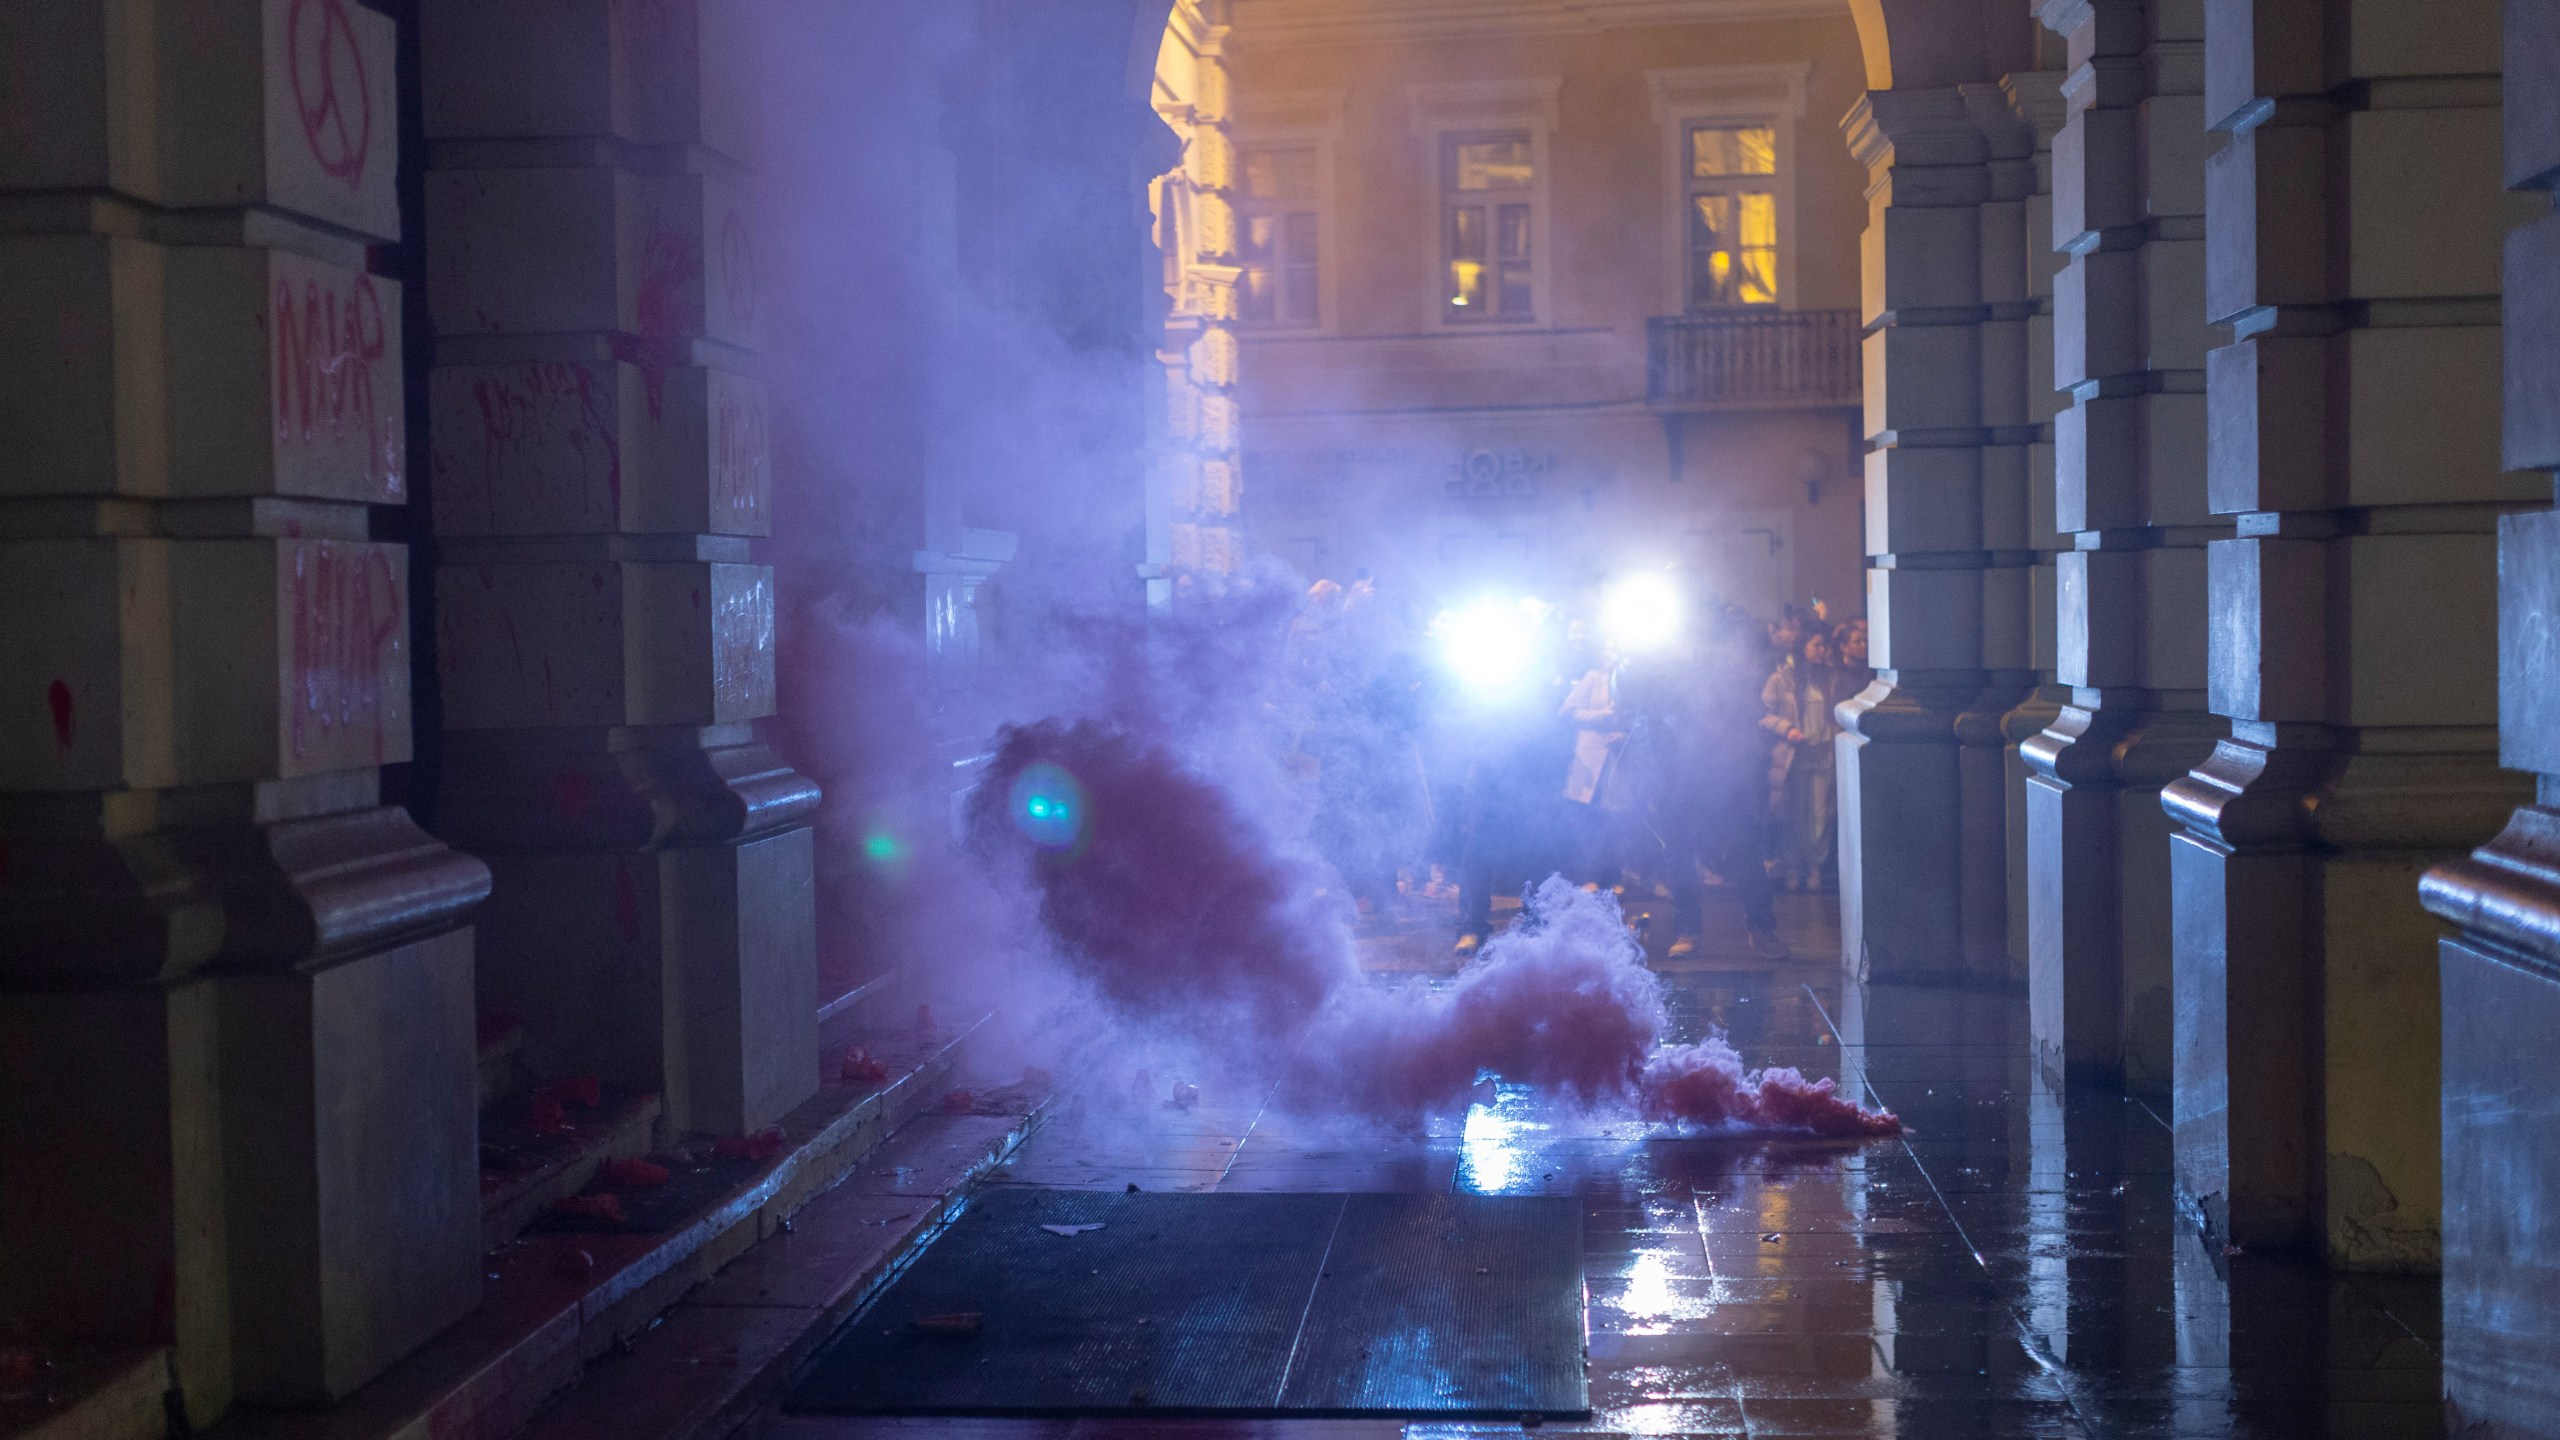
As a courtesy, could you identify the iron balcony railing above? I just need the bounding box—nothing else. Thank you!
[1647,307,1864,410]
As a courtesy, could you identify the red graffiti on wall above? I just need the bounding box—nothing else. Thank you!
[713,385,766,529]
[288,541,402,762]
[469,361,622,527]
[614,224,697,418]
[274,269,400,495]
[719,211,755,329]
[45,679,73,751]
[287,0,371,188]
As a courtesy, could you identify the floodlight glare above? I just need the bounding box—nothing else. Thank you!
[1603,572,1686,654]
[1435,597,1546,701]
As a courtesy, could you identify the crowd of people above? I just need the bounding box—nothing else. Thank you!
[1287,575,1875,962]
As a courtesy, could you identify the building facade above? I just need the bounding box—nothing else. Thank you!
[1217,0,1875,626]
[2,0,2559,1435]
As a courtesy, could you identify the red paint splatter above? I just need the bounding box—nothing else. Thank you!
[471,361,620,525]
[620,224,696,418]
[45,679,73,750]
[286,0,370,188]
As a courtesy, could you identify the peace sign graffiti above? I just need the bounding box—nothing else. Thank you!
[288,0,371,188]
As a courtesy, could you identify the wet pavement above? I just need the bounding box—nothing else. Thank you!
[757,891,2443,1439]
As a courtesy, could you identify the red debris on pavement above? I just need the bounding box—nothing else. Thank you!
[555,1193,627,1224]
[600,1157,670,1187]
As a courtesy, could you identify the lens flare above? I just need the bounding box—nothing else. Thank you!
[1007,762,1089,850]
[1434,596,1549,702]
[1603,571,1686,654]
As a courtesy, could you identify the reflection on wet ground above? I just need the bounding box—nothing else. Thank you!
[761,892,2443,1439]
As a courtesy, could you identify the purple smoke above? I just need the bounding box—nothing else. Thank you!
[963,718,1898,1136]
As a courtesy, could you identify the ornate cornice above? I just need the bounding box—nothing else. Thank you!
[1841,86,1988,177]
[2424,807,2560,975]
[1230,0,1845,48]
[1645,61,1812,124]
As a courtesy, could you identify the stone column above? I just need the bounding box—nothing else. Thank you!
[2171,0,2526,1264]
[0,0,486,1416]
[2024,0,2226,1092]
[1976,74,2069,990]
[422,0,820,1139]
[1155,0,1246,587]
[1838,82,2055,984]
[2419,0,2560,1426]
[1839,90,1993,982]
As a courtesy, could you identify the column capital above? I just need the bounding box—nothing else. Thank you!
[1843,88,1990,182]
[1997,71,2070,149]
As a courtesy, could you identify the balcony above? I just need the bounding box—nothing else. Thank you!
[1647,308,1863,411]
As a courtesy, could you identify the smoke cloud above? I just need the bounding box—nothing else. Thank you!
[965,715,1898,1137]
[739,4,1894,1142]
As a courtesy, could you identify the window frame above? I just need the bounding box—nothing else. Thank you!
[1233,143,1328,331]
[1646,64,1810,314]
[1230,91,1347,335]
[1408,77,1559,332]
[1436,129,1541,324]
[1681,123,1784,310]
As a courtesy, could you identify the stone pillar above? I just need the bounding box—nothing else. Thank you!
[1838,82,2055,984]
[1977,74,2070,991]
[1154,0,1246,587]
[422,0,821,1139]
[2418,0,2560,1426]
[2171,0,2526,1264]
[0,0,486,1417]
[2024,0,2226,1092]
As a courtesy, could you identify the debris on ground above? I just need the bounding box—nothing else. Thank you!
[713,1127,786,1163]
[1039,1223,1105,1237]
[1169,1080,1199,1108]
[600,1157,670,1187]
[556,1193,628,1224]
[840,1047,890,1084]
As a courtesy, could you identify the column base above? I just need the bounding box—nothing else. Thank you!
[1835,678,1974,982]
[220,928,483,1405]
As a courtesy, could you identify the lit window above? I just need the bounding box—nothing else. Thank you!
[1686,123,1778,308]
[1442,131,1534,323]
[1238,147,1321,327]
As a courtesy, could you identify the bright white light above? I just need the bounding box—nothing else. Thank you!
[1435,596,1545,701]
[1603,571,1686,654]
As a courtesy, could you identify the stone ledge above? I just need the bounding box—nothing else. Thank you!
[0,1346,166,1440]
[194,1014,997,1440]
[516,1109,1046,1440]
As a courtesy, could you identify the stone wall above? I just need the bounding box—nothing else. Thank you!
[2420,0,2560,1427]
[2168,0,2526,1269]
[0,0,485,1416]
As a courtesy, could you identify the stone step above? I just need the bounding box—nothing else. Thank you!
[0,1346,167,1440]
[195,1013,1001,1440]
[479,1087,666,1253]
[510,1105,1049,1440]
